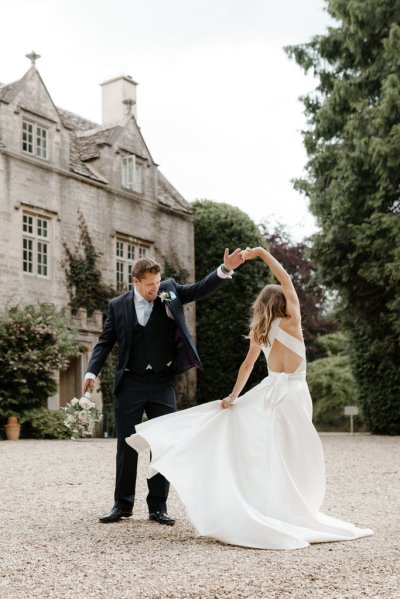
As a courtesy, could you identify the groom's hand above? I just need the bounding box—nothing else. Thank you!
[223,248,244,271]
[83,378,94,395]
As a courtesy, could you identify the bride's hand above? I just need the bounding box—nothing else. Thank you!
[240,247,259,261]
[221,396,235,409]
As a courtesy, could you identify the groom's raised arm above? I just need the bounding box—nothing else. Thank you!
[175,248,243,304]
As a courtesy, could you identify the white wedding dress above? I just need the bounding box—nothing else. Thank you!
[126,318,373,550]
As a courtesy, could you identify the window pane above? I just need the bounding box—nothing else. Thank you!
[37,242,48,276]
[22,121,33,154]
[127,244,135,260]
[116,261,124,290]
[122,156,135,189]
[37,217,48,238]
[139,246,147,258]
[128,264,134,290]
[23,238,33,273]
[23,214,33,234]
[133,162,143,193]
[116,241,124,257]
[36,126,48,159]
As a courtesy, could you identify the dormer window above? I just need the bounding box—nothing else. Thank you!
[22,120,48,159]
[122,155,143,193]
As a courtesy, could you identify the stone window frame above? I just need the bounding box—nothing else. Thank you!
[22,118,49,160]
[22,209,51,278]
[121,154,144,194]
[115,233,152,291]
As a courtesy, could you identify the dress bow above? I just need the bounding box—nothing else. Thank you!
[262,372,289,411]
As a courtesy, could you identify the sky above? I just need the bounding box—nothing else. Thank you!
[2,0,334,241]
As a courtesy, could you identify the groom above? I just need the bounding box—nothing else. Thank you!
[83,248,243,525]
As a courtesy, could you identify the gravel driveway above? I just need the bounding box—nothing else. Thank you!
[0,434,398,599]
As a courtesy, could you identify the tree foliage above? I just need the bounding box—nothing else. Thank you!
[0,304,79,421]
[260,224,336,360]
[64,212,115,317]
[307,332,362,430]
[286,0,400,433]
[193,200,270,403]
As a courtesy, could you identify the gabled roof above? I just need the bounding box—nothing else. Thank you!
[57,107,100,132]
[75,126,124,161]
[0,73,29,103]
[1,69,191,211]
[157,171,193,214]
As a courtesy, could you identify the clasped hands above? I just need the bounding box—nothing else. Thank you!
[223,246,260,270]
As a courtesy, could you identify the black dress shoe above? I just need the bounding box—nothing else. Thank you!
[99,506,133,523]
[149,510,175,525]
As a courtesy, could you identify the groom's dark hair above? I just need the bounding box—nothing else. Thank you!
[132,258,161,280]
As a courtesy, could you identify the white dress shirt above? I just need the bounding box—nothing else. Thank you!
[134,287,154,326]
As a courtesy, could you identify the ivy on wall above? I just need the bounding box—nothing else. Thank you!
[63,212,115,317]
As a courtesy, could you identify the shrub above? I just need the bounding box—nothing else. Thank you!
[0,304,79,423]
[307,355,362,431]
[20,408,70,439]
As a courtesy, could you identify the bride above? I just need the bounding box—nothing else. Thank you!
[126,247,373,550]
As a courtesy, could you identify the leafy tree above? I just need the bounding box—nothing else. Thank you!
[260,224,336,360]
[307,331,362,430]
[308,355,361,430]
[64,212,115,317]
[193,200,270,403]
[286,0,400,433]
[0,304,79,422]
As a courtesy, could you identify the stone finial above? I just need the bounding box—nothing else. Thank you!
[122,98,136,116]
[26,51,41,66]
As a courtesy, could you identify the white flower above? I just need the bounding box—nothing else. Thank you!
[158,291,171,302]
[64,391,102,437]
[79,397,93,410]
[78,411,90,424]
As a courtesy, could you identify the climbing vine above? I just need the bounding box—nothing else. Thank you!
[63,212,115,316]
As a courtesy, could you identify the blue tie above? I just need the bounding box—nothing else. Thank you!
[142,300,153,326]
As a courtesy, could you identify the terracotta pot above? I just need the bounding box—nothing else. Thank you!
[5,416,21,441]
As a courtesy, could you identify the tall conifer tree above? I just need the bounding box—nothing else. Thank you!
[287,0,400,433]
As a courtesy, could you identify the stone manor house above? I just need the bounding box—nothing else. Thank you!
[0,53,195,411]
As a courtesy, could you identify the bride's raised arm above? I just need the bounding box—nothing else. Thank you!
[241,247,301,323]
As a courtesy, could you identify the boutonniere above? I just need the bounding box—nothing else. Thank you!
[158,290,176,302]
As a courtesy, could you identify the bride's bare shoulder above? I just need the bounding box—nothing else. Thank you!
[278,316,304,341]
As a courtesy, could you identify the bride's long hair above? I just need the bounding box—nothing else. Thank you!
[249,284,288,346]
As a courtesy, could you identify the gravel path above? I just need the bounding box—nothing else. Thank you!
[0,434,398,599]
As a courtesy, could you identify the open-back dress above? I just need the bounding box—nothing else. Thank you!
[126,318,373,549]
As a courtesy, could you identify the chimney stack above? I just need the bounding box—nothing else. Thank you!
[100,75,138,125]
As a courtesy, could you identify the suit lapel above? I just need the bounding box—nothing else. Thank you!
[124,290,137,355]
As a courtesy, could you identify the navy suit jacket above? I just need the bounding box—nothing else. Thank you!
[86,269,228,392]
